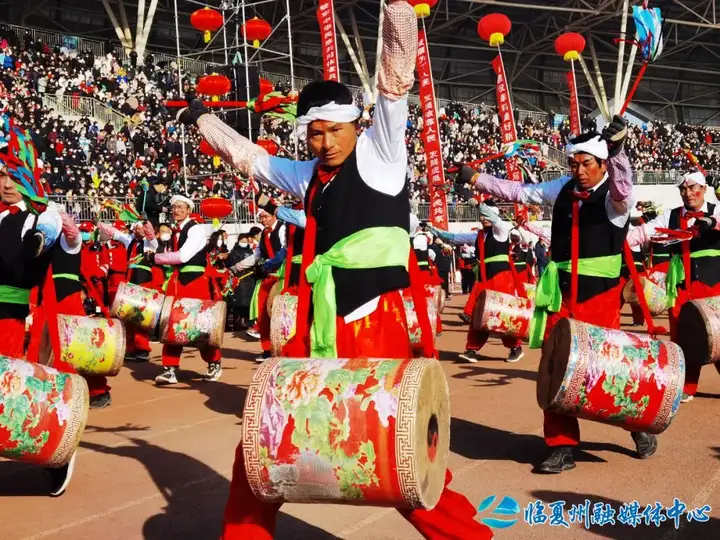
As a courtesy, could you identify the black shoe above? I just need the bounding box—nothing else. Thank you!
[132,351,150,362]
[631,432,658,459]
[255,350,272,363]
[506,347,524,363]
[89,392,112,409]
[46,451,76,497]
[536,447,576,474]
[459,313,472,324]
[123,353,137,362]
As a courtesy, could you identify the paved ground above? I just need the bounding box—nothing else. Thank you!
[1,296,719,540]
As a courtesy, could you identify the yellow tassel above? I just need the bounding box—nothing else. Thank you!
[213,155,221,168]
[490,32,505,47]
[213,218,220,229]
[564,50,580,61]
[413,4,430,18]
[253,39,260,48]
[204,30,211,43]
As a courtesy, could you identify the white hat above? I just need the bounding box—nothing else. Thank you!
[676,171,706,187]
[170,194,194,208]
[566,135,609,160]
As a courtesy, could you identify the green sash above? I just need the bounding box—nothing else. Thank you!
[306,227,410,358]
[129,264,152,272]
[666,250,720,307]
[180,265,205,273]
[0,285,30,304]
[528,254,622,349]
[472,254,510,280]
[276,255,303,280]
[52,273,80,281]
[249,279,262,321]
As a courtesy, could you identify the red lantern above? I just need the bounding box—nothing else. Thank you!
[191,7,223,44]
[407,0,439,18]
[477,13,512,47]
[259,78,274,95]
[555,33,586,62]
[197,73,232,101]
[242,17,272,48]
[256,138,279,156]
[200,198,233,220]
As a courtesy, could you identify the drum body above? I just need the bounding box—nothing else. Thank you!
[270,293,298,356]
[523,283,536,303]
[41,315,126,377]
[537,318,685,434]
[0,356,88,467]
[622,272,667,316]
[403,290,437,345]
[243,357,450,509]
[159,297,227,348]
[433,286,447,315]
[110,282,165,330]
[473,290,534,340]
[677,295,720,367]
[267,280,282,315]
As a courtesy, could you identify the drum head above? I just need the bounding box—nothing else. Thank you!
[677,301,711,368]
[536,318,572,410]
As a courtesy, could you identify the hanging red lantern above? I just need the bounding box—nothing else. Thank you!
[477,13,512,47]
[191,7,224,44]
[197,73,232,102]
[407,0,439,18]
[256,138,279,156]
[554,33,586,62]
[199,198,231,228]
[242,17,272,48]
[259,78,274,95]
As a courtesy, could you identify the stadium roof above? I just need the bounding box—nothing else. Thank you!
[6,0,720,125]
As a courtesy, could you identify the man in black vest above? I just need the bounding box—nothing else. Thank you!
[627,171,720,401]
[153,194,222,384]
[183,2,492,538]
[462,118,659,474]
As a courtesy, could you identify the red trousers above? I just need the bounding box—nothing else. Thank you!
[223,290,493,540]
[0,318,27,358]
[107,273,125,307]
[257,276,278,353]
[669,281,720,396]
[162,275,221,367]
[465,271,521,351]
[26,294,110,396]
[543,283,624,447]
[126,326,151,354]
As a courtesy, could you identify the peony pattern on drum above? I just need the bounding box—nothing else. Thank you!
[622,272,668,316]
[523,283,536,303]
[403,290,437,345]
[0,356,88,467]
[538,319,685,434]
[270,293,298,355]
[474,290,534,340]
[159,297,226,348]
[55,315,126,377]
[110,282,165,330]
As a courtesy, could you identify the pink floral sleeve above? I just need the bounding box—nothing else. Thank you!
[376,1,417,100]
[197,114,269,177]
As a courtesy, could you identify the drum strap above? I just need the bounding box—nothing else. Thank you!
[622,242,667,338]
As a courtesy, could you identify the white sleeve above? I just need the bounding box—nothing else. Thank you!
[626,213,671,248]
[278,224,287,248]
[233,247,261,271]
[428,249,436,261]
[33,208,63,253]
[356,95,408,197]
[605,191,634,229]
[144,238,159,252]
[413,235,429,250]
[253,156,318,200]
[178,225,208,264]
[111,231,133,248]
[60,234,81,255]
[492,219,513,243]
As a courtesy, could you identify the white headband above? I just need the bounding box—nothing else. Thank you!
[677,171,706,187]
[566,135,609,160]
[170,195,194,209]
[295,102,362,138]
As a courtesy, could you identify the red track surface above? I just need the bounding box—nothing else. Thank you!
[1,297,719,539]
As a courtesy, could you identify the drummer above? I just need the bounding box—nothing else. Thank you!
[430,201,525,363]
[459,117,660,474]
[96,220,158,362]
[184,1,492,538]
[151,194,223,384]
[627,171,720,402]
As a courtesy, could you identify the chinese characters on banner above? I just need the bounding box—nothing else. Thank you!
[417,28,449,230]
[565,70,581,136]
[317,0,339,81]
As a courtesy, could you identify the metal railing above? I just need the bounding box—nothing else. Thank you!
[41,93,130,131]
[538,169,720,185]
[4,23,105,57]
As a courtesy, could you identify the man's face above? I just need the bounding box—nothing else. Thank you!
[569,152,607,191]
[0,166,21,204]
[171,202,191,222]
[679,182,706,210]
[259,212,276,229]
[306,120,357,167]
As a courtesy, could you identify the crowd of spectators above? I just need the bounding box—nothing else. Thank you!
[2,25,720,216]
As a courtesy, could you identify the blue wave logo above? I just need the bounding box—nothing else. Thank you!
[477,495,521,529]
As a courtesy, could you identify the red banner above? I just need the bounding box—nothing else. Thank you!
[566,70,581,136]
[317,0,339,81]
[417,28,449,230]
[491,55,521,183]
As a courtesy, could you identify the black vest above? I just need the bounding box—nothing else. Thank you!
[286,223,304,288]
[259,223,283,260]
[650,242,671,266]
[477,228,511,280]
[550,179,629,303]
[668,204,720,287]
[304,150,410,316]
[177,221,207,286]
[0,211,52,319]
[126,237,153,285]
[51,242,82,302]
[512,245,527,269]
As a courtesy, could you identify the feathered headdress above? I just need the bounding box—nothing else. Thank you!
[0,123,48,214]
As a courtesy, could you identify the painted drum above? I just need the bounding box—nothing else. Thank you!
[537,318,685,434]
[0,355,88,467]
[403,290,438,345]
[270,293,298,356]
[40,315,126,377]
[523,283,536,303]
[622,272,668,316]
[473,290,534,340]
[110,282,165,331]
[159,297,227,349]
[267,280,282,315]
[677,295,720,367]
[243,357,450,509]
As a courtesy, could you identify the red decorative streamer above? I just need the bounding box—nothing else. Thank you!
[317,0,340,82]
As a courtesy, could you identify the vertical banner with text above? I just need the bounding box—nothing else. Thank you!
[566,70,581,136]
[417,28,449,230]
[317,0,339,81]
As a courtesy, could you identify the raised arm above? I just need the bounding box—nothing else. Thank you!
[430,227,477,246]
[520,221,552,246]
[605,150,633,219]
[97,222,133,248]
[626,212,670,249]
[478,204,513,242]
[276,206,307,229]
[154,225,206,266]
[59,212,81,254]
[466,168,571,206]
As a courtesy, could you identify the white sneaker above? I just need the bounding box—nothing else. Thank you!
[246,329,260,339]
[204,362,222,381]
[459,350,478,363]
[155,367,178,385]
[46,451,76,497]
